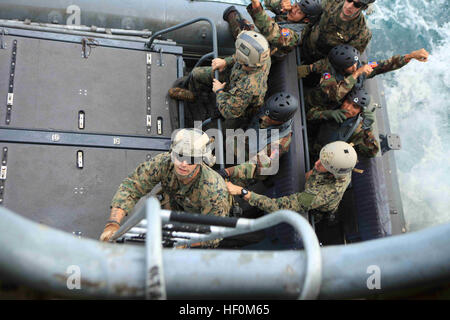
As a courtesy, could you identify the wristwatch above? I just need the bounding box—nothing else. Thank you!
[240,188,249,198]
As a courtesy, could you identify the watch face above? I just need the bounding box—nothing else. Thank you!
[241,188,249,196]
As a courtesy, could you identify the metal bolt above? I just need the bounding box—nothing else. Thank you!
[51,134,60,142]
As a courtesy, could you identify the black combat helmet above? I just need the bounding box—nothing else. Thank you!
[295,0,323,23]
[346,86,371,109]
[328,45,361,72]
[262,92,299,123]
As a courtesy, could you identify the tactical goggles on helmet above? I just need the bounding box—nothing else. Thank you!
[345,0,367,9]
[171,151,203,165]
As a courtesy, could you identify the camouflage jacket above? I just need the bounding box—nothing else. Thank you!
[247,3,301,54]
[111,152,231,216]
[217,55,271,120]
[302,0,372,63]
[307,108,379,158]
[227,132,292,186]
[248,168,351,213]
[305,55,410,109]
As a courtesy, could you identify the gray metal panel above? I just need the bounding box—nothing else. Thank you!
[0,35,177,137]
[0,142,161,239]
[0,0,242,55]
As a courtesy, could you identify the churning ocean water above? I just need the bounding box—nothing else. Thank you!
[367,0,450,231]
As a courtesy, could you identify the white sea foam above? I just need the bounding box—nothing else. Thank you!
[368,0,450,231]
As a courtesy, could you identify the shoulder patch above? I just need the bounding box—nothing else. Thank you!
[322,73,331,80]
[281,28,290,37]
[368,61,378,68]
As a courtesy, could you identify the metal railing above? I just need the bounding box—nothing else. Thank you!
[146,17,225,169]
[0,201,449,299]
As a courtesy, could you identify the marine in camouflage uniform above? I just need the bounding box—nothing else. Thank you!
[110,152,231,217]
[173,32,271,125]
[301,0,372,64]
[100,128,232,247]
[246,166,351,214]
[303,54,415,110]
[226,141,357,221]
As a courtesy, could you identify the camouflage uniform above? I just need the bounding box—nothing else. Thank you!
[246,3,302,55]
[301,0,372,64]
[305,55,410,109]
[111,152,232,217]
[247,167,351,214]
[189,55,271,122]
[307,108,379,158]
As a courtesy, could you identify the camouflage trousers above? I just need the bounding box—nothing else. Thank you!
[188,66,251,130]
[188,65,230,93]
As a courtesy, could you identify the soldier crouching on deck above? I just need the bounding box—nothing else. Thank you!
[99,128,232,246]
[226,141,357,222]
[168,30,271,129]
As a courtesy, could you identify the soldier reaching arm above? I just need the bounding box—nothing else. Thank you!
[299,45,429,109]
[99,128,232,243]
[226,141,357,220]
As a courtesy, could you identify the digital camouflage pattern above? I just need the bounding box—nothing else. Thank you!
[305,54,410,109]
[301,0,372,64]
[247,167,351,213]
[226,132,292,186]
[111,152,232,217]
[189,55,271,121]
